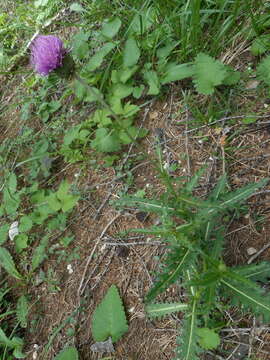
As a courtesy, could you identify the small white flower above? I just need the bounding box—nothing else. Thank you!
[67,264,73,274]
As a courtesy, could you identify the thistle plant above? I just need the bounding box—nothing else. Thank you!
[30,35,67,76]
[116,163,270,359]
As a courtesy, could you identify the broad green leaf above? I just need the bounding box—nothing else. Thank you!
[56,181,71,201]
[161,63,194,84]
[118,66,138,83]
[16,295,29,328]
[0,224,9,245]
[123,38,140,68]
[101,18,122,39]
[0,327,15,347]
[197,328,220,350]
[71,31,90,60]
[61,195,80,213]
[144,70,160,95]
[47,193,62,212]
[54,346,78,360]
[146,302,188,319]
[133,85,145,99]
[15,234,28,253]
[91,285,128,342]
[0,247,22,279]
[86,42,116,72]
[222,66,241,86]
[193,53,227,95]
[91,128,121,153]
[157,41,178,61]
[19,216,33,232]
[110,83,133,99]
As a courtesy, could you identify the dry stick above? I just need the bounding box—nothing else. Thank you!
[104,241,163,246]
[77,212,122,297]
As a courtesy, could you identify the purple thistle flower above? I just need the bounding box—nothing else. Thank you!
[30,35,67,76]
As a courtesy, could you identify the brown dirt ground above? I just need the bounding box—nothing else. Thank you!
[2,65,270,360]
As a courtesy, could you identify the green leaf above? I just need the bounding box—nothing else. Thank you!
[86,42,116,72]
[118,66,138,83]
[175,300,200,360]
[16,295,29,328]
[8,172,17,192]
[197,328,220,350]
[56,181,79,213]
[129,7,156,35]
[222,277,270,322]
[146,248,193,302]
[146,302,188,319]
[193,53,227,95]
[123,38,140,68]
[157,41,178,61]
[101,18,122,39]
[242,115,257,124]
[47,193,62,212]
[91,285,128,342]
[0,224,9,245]
[144,70,160,95]
[31,236,49,271]
[0,247,22,279]
[222,66,241,86]
[257,55,270,85]
[72,31,90,60]
[91,128,121,153]
[251,35,270,56]
[54,346,79,360]
[161,63,194,84]
[15,234,28,253]
[19,216,33,232]
[235,261,270,282]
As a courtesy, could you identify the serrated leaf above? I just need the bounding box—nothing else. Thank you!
[123,38,140,68]
[91,128,121,153]
[54,346,79,360]
[235,261,270,282]
[101,18,122,39]
[222,66,241,85]
[47,193,62,212]
[146,302,188,319]
[15,234,28,253]
[0,247,22,279]
[0,224,9,245]
[257,55,270,86]
[161,63,194,84]
[175,301,200,360]
[193,53,227,95]
[61,194,80,212]
[86,43,116,72]
[31,236,49,271]
[8,173,17,192]
[71,31,90,60]
[16,295,29,328]
[197,328,220,350]
[222,277,270,322]
[19,216,33,232]
[91,285,128,342]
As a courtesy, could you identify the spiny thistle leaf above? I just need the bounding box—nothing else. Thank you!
[16,295,29,328]
[221,278,270,322]
[175,300,200,360]
[91,285,128,343]
[234,261,270,282]
[192,53,227,95]
[257,55,270,86]
[0,247,22,280]
[146,302,188,319]
[146,248,194,303]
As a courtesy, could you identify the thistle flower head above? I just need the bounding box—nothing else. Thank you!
[30,35,67,76]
